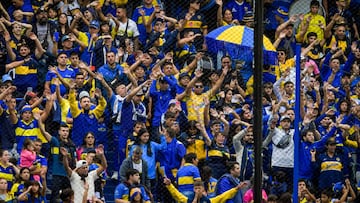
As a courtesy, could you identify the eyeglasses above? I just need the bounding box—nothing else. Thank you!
[195,85,203,88]
[277,52,285,56]
[86,136,94,139]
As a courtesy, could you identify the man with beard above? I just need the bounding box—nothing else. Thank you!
[93,33,118,69]
[321,42,357,88]
[68,83,107,147]
[324,16,351,58]
[97,51,129,95]
[32,7,54,51]
[45,52,75,96]
[5,33,45,97]
[232,125,255,181]
[60,145,107,203]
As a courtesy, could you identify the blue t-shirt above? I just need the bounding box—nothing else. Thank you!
[50,137,67,176]
[224,0,252,21]
[45,66,75,96]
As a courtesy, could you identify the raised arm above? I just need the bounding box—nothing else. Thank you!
[0,3,10,20]
[0,23,16,61]
[95,144,107,176]
[37,115,52,143]
[177,33,202,48]
[96,73,113,98]
[275,15,298,39]
[209,66,228,96]
[324,13,340,39]
[176,70,203,101]
[125,79,152,102]
[60,147,73,176]
[216,0,224,27]
[29,32,45,59]
[6,58,32,72]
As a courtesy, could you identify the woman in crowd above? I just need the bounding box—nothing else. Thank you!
[130,128,166,197]
[76,131,97,160]
[17,180,46,203]
[10,167,31,198]
[0,150,19,191]
[0,178,13,202]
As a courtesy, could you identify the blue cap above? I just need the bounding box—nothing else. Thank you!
[275,6,289,21]
[1,74,12,83]
[333,182,344,193]
[20,105,32,114]
[90,20,100,29]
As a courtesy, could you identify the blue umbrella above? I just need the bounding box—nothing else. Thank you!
[206,25,277,65]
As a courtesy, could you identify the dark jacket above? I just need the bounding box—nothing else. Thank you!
[119,157,150,189]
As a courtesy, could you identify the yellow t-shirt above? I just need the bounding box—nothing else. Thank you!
[185,91,211,123]
[298,13,326,42]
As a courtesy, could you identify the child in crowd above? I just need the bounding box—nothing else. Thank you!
[19,139,39,181]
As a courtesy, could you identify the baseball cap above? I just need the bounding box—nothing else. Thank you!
[76,160,88,169]
[1,74,12,83]
[242,12,254,23]
[333,182,344,193]
[275,6,289,21]
[89,20,100,29]
[61,35,71,43]
[79,91,90,100]
[280,115,291,122]
[179,72,191,79]
[136,89,145,96]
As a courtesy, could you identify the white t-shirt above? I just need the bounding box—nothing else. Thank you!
[133,160,143,174]
[70,170,98,203]
[116,19,140,38]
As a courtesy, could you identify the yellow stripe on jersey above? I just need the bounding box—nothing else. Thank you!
[208,150,230,158]
[184,21,202,29]
[320,161,342,172]
[51,147,59,155]
[0,172,14,181]
[15,65,37,75]
[178,176,195,185]
[15,128,39,137]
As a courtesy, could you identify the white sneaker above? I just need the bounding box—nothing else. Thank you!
[111,171,118,180]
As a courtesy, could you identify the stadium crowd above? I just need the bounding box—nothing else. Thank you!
[1,0,360,202]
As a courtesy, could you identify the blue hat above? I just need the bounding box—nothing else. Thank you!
[20,105,32,114]
[179,72,191,79]
[275,6,289,21]
[89,20,100,29]
[1,74,12,83]
[333,182,344,193]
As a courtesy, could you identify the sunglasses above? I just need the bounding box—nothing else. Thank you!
[277,52,285,56]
